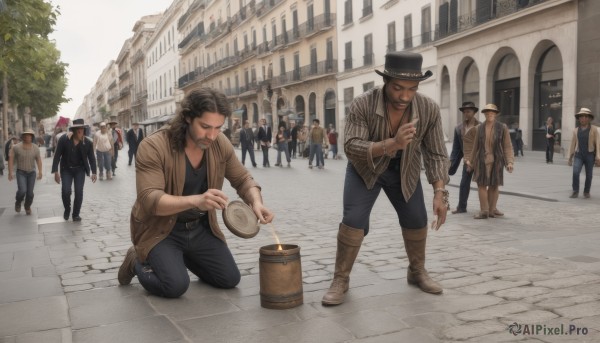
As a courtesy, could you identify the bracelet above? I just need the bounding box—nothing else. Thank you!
[382,140,387,156]
[434,188,450,209]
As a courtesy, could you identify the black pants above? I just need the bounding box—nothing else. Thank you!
[135,218,240,298]
[60,167,86,217]
[128,146,137,165]
[342,162,427,235]
[457,164,474,211]
[241,143,256,166]
[546,139,554,162]
[261,145,270,166]
[289,140,297,157]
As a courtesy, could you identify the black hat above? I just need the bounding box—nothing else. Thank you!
[375,52,433,81]
[69,118,89,131]
[459,102,478,112]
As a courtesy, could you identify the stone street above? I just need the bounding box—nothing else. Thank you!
[0,143,599,342]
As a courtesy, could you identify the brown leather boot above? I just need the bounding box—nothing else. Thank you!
[118,246,137,285]
[321,223,364,305]
[402,227,443,294]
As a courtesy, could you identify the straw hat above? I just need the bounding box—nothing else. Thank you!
[575,107,594,120]
[20,129,35,139]
[481,104,500,113]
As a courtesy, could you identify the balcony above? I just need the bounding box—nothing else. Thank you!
[344,58,353,71]
[362,5,373,18]
[363,53,374,66]
[119,70,130,80]
[270,60,337,88]
[131,50,144,64]
[119,85,131,97]
[255,0,284,18]
[178,23,205,50]
[178,0,207,29]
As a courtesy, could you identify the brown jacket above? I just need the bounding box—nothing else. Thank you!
[567,125,600,163]
[131,126,260,262]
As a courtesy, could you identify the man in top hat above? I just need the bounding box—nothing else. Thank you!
[108,116,123,175]
[51,119,97,221]
[463,104,514,219]
[126,122,144,166]
[8,129,43,215]
[567,107,600,198]
[449,102,480,214]
[321,51,450,306]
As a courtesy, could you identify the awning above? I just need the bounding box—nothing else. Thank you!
[232,109,245,117]
[139,114,174,125]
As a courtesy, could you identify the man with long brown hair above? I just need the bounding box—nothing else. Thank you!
[118,88,274,298]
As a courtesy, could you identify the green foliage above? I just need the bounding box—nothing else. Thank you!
[0,0,67,120]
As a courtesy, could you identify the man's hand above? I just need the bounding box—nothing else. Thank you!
[393,119,418,150]
[506,163,514,173]
[91,174,97,183]
[432,192,448,230]
[37,172,42,180]
[8,173,14,181]
[252,203,275,224]
[54,172,61,184]
[194,189,229,211]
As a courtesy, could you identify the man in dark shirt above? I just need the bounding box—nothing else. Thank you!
[51,119,97,221]
[257,118,272,167]
[126,122,144,166]
[239,120,257,167]
[289,121,298,158]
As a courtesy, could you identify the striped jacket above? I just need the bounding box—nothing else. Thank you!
[344,86,449,201]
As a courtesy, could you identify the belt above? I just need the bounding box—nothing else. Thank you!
[176,214,206,229]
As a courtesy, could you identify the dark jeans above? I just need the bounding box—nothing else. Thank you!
[546,139,554,162]
[241,143,256,166]
[276,142,290,164]
[261,145,270,166]
[342,162,427,235]
[135,218,240,298]
[572,152,595,194]
[309,143,324,167]
[289,140,297,157]
[457,164,474,211]
[16,169,36,208]
[61,167,86,217]
[128,146,137,165]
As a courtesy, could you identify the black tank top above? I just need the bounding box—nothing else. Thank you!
[177,154,208,222]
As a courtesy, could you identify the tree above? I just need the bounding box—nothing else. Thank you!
[0,0,64,138]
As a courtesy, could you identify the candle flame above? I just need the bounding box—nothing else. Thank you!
[268,223,283,250]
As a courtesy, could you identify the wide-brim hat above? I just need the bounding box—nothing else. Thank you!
[459,102,479,112]
[69,118,89,131]
[20,129,35,139]
[107,116,118,125]
[375,51,433,81]
[481,104,500,113]
[132,122,140,125]
[575,107,594,119]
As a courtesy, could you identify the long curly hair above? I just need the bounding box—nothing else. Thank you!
[167,88,231,151]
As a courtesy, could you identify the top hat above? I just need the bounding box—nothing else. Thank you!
[481,104,500,113]
[375,52,433,81]
[575,107,594,119]
[20,129,35,139]
[459,102,479,112]
[107,116,118,125]
[69,118,89,131]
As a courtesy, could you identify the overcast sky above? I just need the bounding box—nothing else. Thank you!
[49,0,174,119]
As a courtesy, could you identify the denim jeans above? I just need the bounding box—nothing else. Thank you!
[96,151,112,176]
[61,167,86,217]
[134,218,240,298]
[16,169,36,208]
[261,145,270,166]
[457,164,474,211]
[546,139,555,162]
[240,143,256,166]
[309,143,324,167]
[342,163,427,235]
[276,142,290,165]
[572,152,595,194]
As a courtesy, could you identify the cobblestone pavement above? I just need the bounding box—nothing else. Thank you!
[0,144,599,342]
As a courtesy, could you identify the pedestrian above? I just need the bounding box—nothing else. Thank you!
[5,136,18,163]
[308,119,326,169]
[126,122,144,166]
[252,122,260,151]
[297,124,308,158]
[567,108,600,199]
[93,122,114,180]
[289,121,298,158]
[257,118,272,167]
[328,127,339,159]
[321,51,450,306]
[7,129,43,215]
[513,123,524,157]
[544,116,555,163]
[448,101,480,214]
[108,117,123,176]
[463,104,514,219]
[117,88,274,298]
[51,119,97,221]
[239,120,257,167]
[273,124,291,167]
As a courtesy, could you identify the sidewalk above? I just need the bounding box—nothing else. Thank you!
[0,146,599,342]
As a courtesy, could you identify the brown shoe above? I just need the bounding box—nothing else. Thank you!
[451,208,467,214]
[118,247,137,285]
[570,192,579,198]
[584,193,591,199]
[403,227,443,294]
[15,202,21,213]
[474,211,488,219]
[25,208,32,215]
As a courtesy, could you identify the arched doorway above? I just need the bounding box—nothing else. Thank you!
[309,93,317,124]
[462,60,480,111]
[294,95,305,124]
[533,45,563,151]
[493,54,520,126]
[323,89,336,129]
[252,103,259,124]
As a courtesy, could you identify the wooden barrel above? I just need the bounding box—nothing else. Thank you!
[259,244,303,309]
